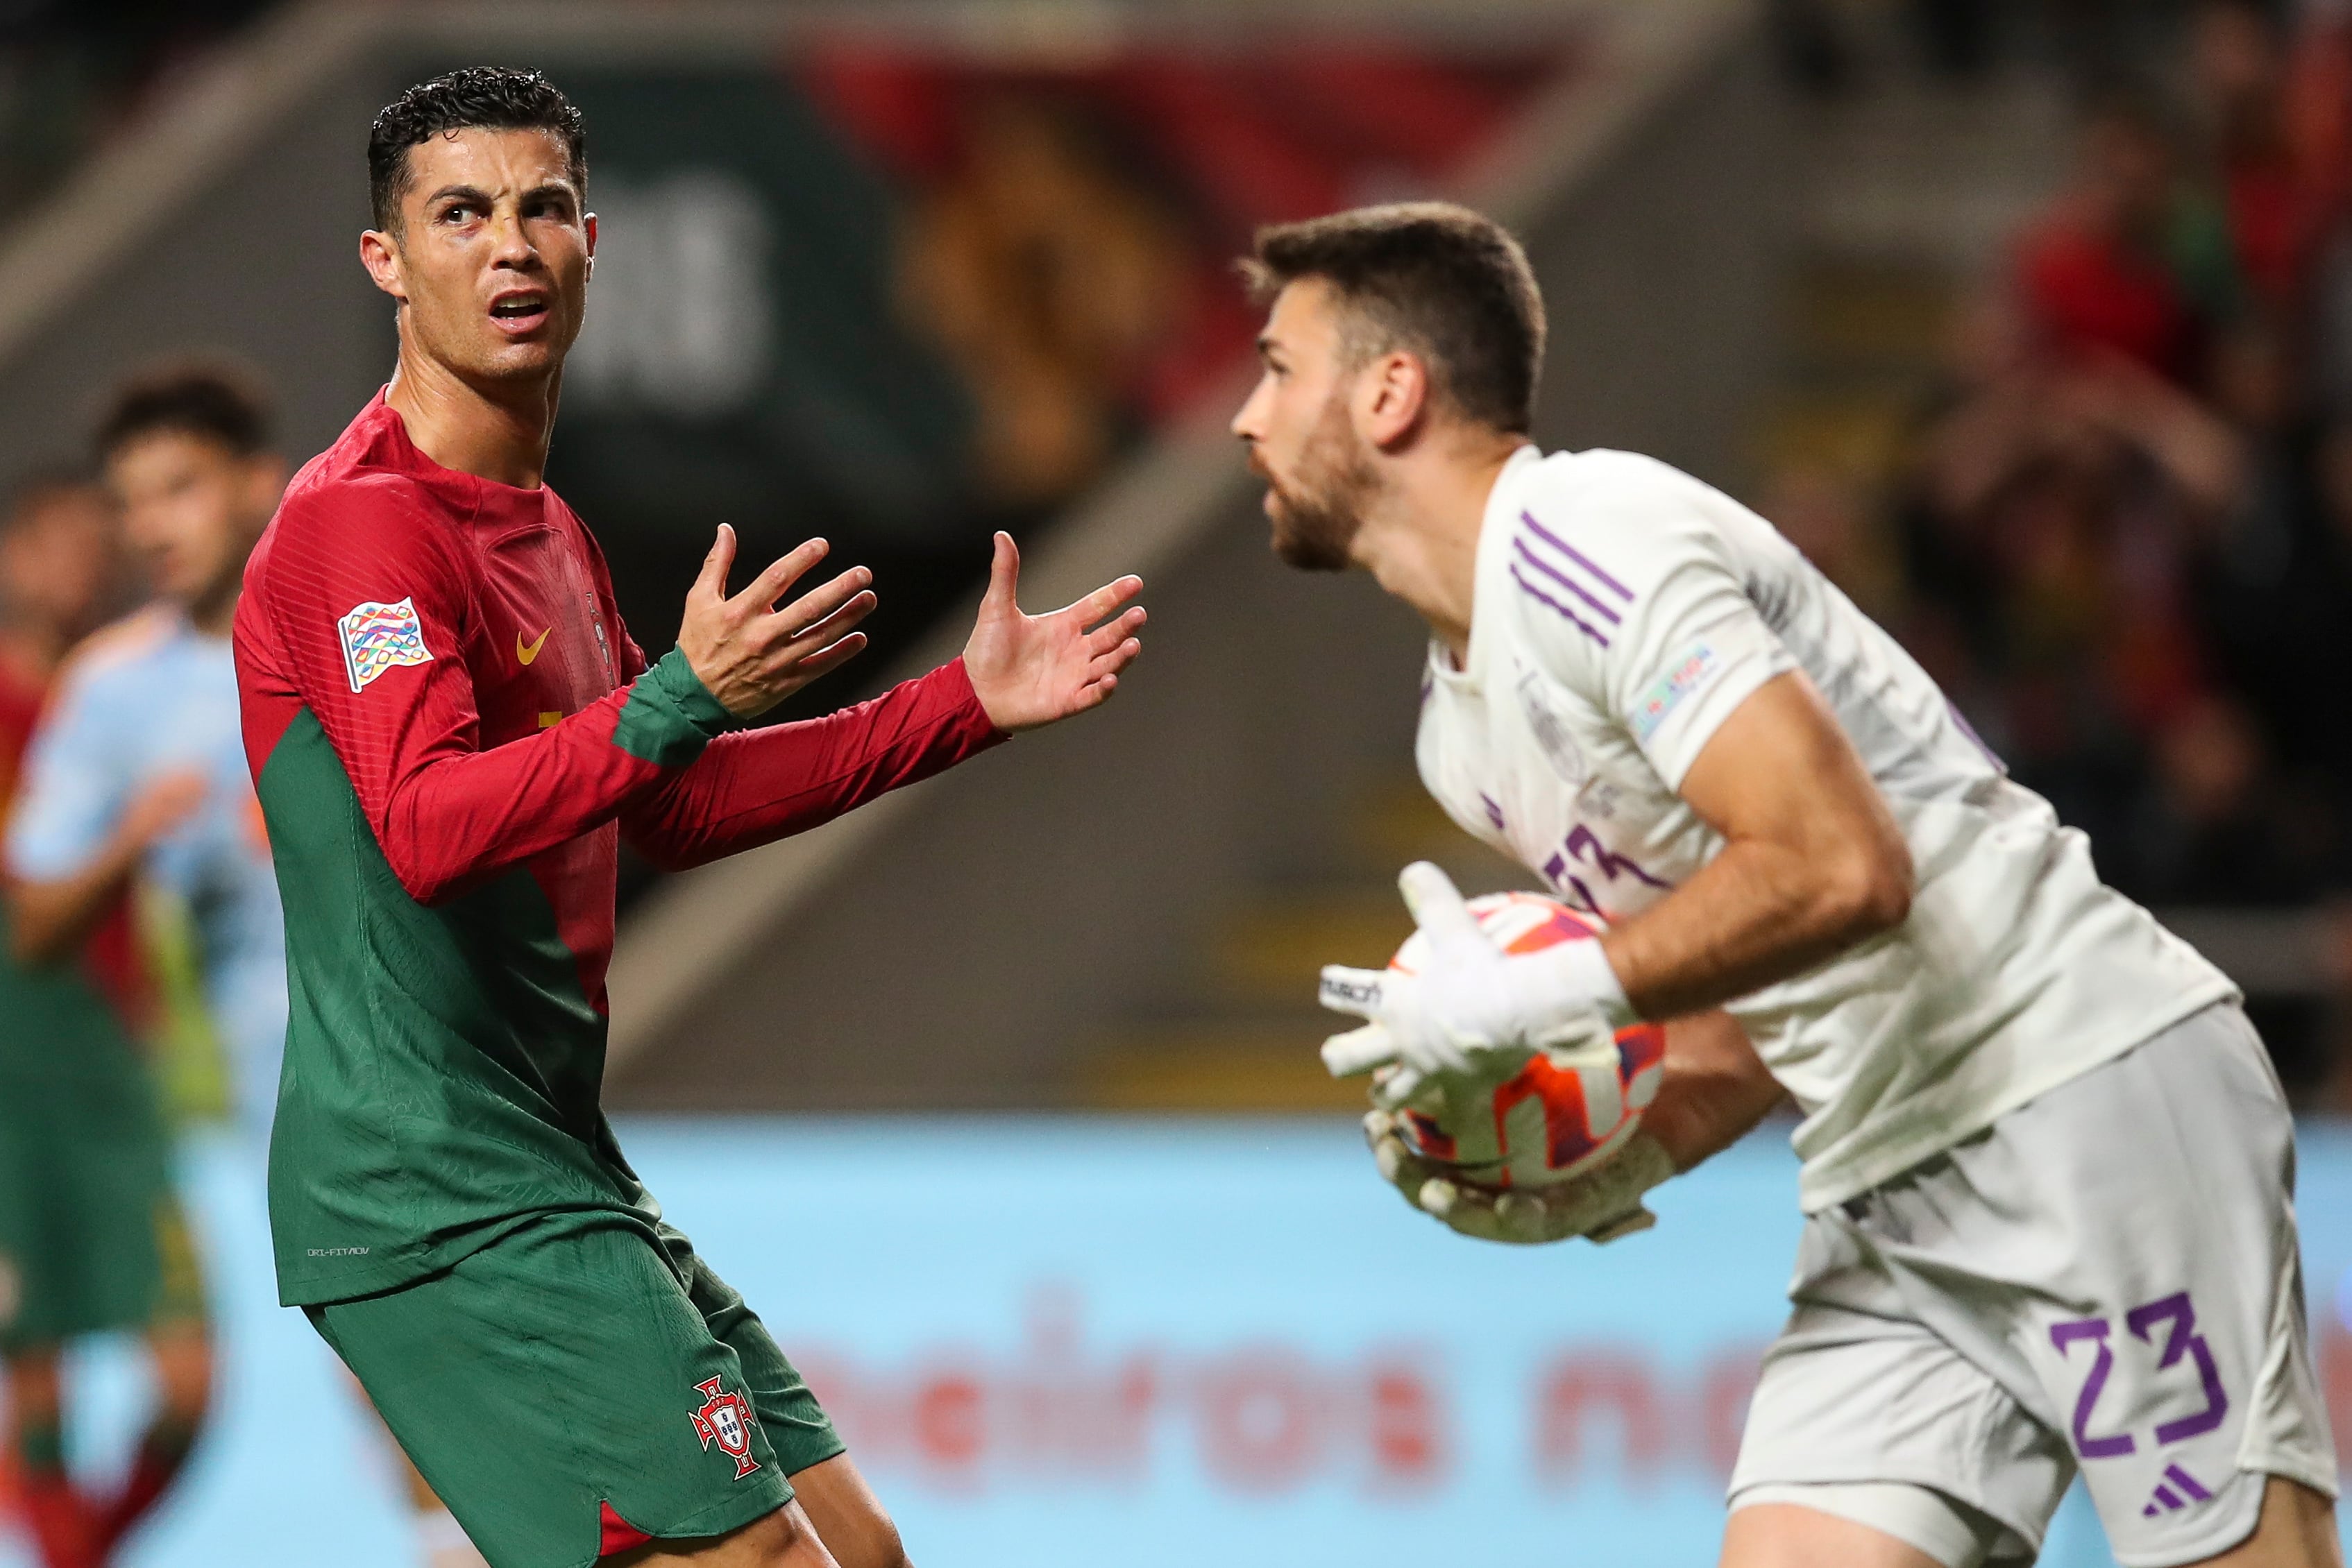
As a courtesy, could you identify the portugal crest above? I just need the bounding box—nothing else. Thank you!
[688,1377,760,1479]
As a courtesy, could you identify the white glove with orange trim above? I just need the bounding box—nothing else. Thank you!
[1318,862,1630,1110]
[1362,1107,1674,1245]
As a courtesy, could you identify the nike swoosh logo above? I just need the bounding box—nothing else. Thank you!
[516,627,551,665]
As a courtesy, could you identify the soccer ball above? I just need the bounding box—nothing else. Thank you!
[1385,891,1666,1191]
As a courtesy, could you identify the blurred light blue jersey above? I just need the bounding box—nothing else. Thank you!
[6,606,287,1138]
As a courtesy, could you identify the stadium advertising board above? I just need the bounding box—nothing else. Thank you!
[10,1120,2351,1567]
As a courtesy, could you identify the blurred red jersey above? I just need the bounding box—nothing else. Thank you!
[0,651,151,1029]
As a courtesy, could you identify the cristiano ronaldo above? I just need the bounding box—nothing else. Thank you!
[235,69,1145,1568]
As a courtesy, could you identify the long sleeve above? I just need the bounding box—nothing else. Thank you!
[237,482,732,905]
[618,658,1005,870]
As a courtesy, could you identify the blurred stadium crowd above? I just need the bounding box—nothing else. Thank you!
[1902,1,2352,911]
[1761,1,2352,1102]
[0,2,274,230]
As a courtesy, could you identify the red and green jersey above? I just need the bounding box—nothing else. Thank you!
[235,395,1002,1306]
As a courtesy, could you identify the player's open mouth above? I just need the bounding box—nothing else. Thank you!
[487,293,551,335]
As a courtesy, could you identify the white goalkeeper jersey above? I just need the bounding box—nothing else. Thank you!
[1417,445,2236,1212]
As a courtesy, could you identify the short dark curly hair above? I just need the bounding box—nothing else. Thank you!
[368,67,586,232]
[1241,203,1546,434]
[96,361,273,461]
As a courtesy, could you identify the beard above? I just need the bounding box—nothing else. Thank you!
[1264,391,1380,572]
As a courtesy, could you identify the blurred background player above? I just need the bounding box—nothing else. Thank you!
[0,473,208,1568]
[8,368,285,1144]
[1237,203,2341,1568]
[2,366,487,1568]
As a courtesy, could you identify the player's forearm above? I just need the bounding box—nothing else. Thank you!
[1639,1010,1785,1172]
[620,659,1003,871]
[380,729,650,901]
[6,842,140,967]
[372,649,732,903]
[1600,834,1911,1021]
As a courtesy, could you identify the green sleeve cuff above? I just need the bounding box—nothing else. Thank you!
[611,647,733,767]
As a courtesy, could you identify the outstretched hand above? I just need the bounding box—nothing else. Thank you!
[963,532,1146,733]
[678,526,878,721]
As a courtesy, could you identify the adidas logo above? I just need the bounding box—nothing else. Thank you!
[2141,1463,2214,1517]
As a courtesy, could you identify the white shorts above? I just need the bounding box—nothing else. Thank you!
[1728,1003,2337,1568]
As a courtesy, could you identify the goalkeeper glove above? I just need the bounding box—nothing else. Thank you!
[1364,1107,1674,1245]
[1319,862,1632,1108]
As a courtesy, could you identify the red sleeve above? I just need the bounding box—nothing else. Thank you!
[244,479,733,904]
[620,659,1005,871]
[561,520,1007,869]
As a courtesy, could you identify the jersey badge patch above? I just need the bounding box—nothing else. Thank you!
[337,598,433,693]
[689,1377,761,1478]
[1630,642,1719,743]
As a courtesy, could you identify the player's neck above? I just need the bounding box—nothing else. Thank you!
[1355,435,1526,664]
[385,335,560,491]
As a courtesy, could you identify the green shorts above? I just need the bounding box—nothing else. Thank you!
[0,1073,196,1352]
[308,1210,843,1568]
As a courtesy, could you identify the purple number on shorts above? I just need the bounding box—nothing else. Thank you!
[2126,1292,2229,1445]
[2053,1295,2231,1463]
[2050,1318,2138,1458]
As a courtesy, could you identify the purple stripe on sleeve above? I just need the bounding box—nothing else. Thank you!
[1508,566,1610,647]
[1521,511,1634,600]
[1512,538,1623,624]
[2163,1465,2213,1503]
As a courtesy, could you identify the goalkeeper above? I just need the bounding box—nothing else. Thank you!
[1234,202,2333,1568]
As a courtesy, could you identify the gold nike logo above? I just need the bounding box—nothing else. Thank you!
[516,627,551,665]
